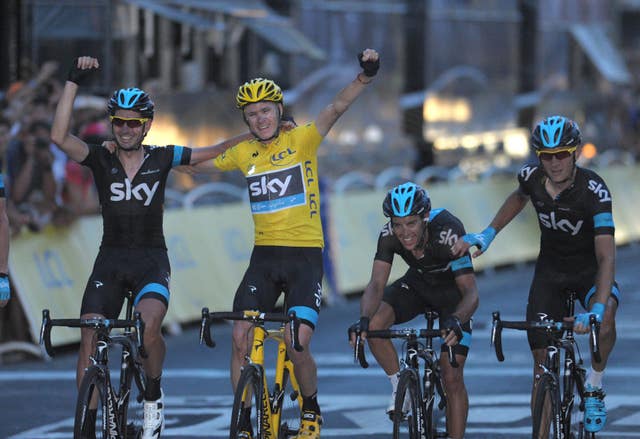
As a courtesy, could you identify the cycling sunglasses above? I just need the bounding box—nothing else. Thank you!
[110,116,149,128]
[536,146,577,161]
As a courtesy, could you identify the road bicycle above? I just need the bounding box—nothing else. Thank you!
[351,310,457,439]
[200,308,304,439]
[40,292,147,439]
[491,291,601,439]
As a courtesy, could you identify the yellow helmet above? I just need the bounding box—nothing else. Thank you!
[236,78,283,109]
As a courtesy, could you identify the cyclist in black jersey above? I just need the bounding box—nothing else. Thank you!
[349,182,479,439]
[0,155,9,308]
[50,56,251,439]
[452,115,618,433]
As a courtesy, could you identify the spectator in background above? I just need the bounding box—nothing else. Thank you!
[6,120,59,232]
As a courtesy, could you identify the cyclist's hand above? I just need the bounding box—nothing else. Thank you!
[440,315,463,347]
[101,140,117,154]
[280,115,298,132]
[358,49,380,77]
[68,56,99,86]
[453,226,496,258]
[0,274,10,308]
[348,316,369,346]
[573,302,605,334]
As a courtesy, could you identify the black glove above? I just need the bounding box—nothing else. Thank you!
[358,52,379,77]
[67,58,94,85]
[347,316,370,341]
[440,315,463,342]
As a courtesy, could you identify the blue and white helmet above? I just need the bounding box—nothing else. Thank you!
[531,115,581,151]
[383,182,431,218]
[107,87,154,118]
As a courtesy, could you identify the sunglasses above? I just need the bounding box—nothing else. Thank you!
[110,116,149,128]
[536,147,576,161]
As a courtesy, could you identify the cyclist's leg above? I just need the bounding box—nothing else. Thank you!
[525,271,566,415]
[584,283,620,373]
[581,282,620,432]
[230,246,281,389]
[439,319,471,439]
[77,248,125,387]
[131,249,171,439]
[283,247,324,437]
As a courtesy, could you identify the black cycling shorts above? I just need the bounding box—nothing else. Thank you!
[382,267,471,357]
[233,246,323,329]
[526,268,621,350]
[80,247,171,318]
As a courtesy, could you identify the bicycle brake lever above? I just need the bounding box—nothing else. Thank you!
[447,345,459,368]
[589,315,601,363]
[40,309,55,357]
[134,311,148,359]
[356,334,369,368]
[200,307,216,348]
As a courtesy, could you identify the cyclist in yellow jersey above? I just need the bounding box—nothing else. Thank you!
[214,48,379,439]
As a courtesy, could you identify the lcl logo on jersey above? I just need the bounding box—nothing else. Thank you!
[270,148,297,166]
[588,180,612,202]
[110,179,159,206]
[247,165,305,213]
[538,211,583,235]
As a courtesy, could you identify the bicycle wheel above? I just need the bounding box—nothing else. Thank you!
[230,365,265,439]
[74,366,112,439]
[393,369,422,439]
[278,366,302,438]
[119,357,146,439]
[532,373,562,439]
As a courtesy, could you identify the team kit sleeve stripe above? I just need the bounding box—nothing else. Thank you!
[171,145,191,167]
[593,212,614,228]
[451,255,473,271]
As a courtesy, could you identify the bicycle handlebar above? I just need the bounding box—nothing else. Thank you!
[200,308,304,352]
[491,311,601,363]
[39,309,147,358]
[349,327,459,369]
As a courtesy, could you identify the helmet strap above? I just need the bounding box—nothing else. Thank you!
[416,216,428,250]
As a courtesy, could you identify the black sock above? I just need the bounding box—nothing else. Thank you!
[84,408,97,436]
[302,391,320,415]
[145,374,162,401]
[240,407,253,433]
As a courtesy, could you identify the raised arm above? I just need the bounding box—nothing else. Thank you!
[315,48,380,137]
[187,132,254,166]
[51,57,99,163]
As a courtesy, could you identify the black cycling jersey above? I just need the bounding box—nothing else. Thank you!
[517,164,615,272]
[81,144,191,249]
[375,208,474,284]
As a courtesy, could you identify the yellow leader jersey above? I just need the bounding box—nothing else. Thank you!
[213,122,324,248]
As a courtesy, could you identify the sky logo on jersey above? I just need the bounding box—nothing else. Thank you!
[110,179,159,206]
[247,165,305,214]
[588,180,612,202]
[538,211,583,235]
[438,228,459,246]
[519,165,537,182]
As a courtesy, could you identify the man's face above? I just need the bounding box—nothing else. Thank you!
[243,101,281,140]
[538,146,577,184]
[391,215,426,251]
[111,110,152,150]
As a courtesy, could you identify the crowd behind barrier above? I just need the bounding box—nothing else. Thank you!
[4,163,640,350]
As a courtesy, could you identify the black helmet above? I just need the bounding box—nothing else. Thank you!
[531,115,581,151]
[383,182,431,218]
[107,87,154,119]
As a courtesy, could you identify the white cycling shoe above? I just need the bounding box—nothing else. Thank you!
[142,391,164,439]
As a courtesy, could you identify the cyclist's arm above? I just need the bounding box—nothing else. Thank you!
[592,233,615,307]
[51,80,90,163]
[451,188,529,258]
[315,48,379,137]
[186,132,254,167]
[0,198,8,308]
[360,259,392,319]
[451,273,480,324]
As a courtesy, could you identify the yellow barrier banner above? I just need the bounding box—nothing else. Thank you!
[9,165,640,347]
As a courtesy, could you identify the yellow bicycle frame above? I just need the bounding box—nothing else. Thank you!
[244,316,303,438]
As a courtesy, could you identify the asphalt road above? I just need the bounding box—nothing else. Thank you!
[1,243,639,438]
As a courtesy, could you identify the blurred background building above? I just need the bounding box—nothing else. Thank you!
[1,0,639,193]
